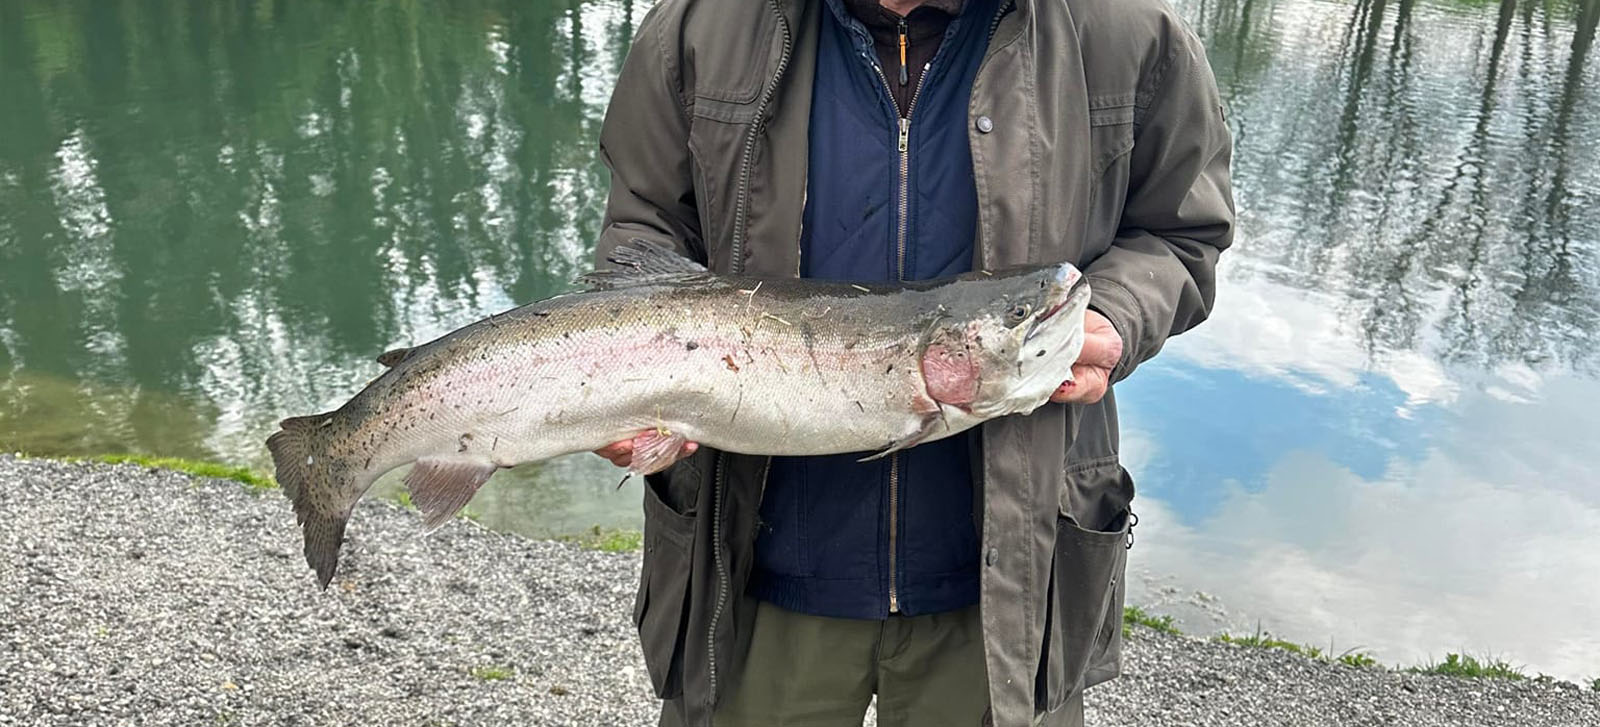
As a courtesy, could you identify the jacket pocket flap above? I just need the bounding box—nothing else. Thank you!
[1088,103,1134,127]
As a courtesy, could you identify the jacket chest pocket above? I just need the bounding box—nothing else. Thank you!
[687,96,759,264]
[1084,98,1135,254]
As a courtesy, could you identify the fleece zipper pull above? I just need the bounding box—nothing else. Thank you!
[897,18,909,86]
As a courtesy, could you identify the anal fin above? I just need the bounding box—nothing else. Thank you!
[857,413,943,463]
[404,456,498,532]
[629,430,689,476]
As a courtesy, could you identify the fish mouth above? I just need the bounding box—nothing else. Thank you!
[1024,264,1089,343]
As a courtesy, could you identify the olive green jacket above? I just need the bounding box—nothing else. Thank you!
[593,0,1234,724]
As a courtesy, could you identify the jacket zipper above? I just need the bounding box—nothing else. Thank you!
[728,0,795,278]
[710,0,792,714]
[897,19,909,86]
[987,0,1014,39]
[871,48,928,616]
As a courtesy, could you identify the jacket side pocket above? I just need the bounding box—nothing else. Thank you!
[1040,463,1131,712]
[634,472,698,699]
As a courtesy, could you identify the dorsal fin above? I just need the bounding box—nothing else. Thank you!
[575,238,710,291]
[376,346,415,368]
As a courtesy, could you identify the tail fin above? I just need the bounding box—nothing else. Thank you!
[267,413,349,589]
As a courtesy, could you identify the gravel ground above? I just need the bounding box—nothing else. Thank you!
[3,455,1597,727]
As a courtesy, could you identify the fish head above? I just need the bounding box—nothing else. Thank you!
[920,262,1092,419]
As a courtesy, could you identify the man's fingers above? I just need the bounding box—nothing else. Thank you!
[1050,365,1109,404]
[1076,310,1124,370]
[1080,337,1122,369]
[593,440,635,468]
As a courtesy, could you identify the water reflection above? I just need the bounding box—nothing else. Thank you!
[1124,0,1600,679]
[0,0,639,530]
[0,0,1597,678]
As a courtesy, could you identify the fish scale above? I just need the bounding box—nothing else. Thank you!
[267,240,1090,587]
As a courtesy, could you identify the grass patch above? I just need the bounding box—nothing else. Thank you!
[392,491,416,511]
[1216,629,1325,659]
[558,525,644,553]
[1408,653,1527,681]
[94,454,277,493]
[469,665,513,681]
[1122,606,1180,638]
[1590,677,1599,692]
[1338,651,1378,668]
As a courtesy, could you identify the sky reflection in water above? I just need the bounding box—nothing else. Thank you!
[0,0,1596,679]
[1123,0,1600,679]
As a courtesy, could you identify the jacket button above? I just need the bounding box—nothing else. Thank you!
[985,547,999,566]
[976,115,994,133]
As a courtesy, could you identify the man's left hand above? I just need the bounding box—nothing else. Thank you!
[1050,310,1123,405]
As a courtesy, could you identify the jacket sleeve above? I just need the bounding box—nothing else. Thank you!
[1083,24,1235,384]
[593,7,707,267]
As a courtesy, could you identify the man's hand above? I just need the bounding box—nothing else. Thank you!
[594,436,699,469]
[1050,310,1123,405]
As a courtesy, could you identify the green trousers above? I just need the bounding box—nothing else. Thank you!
[695,600,1085,727]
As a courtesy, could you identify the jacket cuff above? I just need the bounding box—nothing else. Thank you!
[1085,275,1144,385]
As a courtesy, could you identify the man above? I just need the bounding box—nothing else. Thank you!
[591,0,1233,724]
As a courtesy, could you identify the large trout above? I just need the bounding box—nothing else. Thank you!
[268,240,1091,587]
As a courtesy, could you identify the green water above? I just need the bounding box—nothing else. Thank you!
[2,0,1598,680]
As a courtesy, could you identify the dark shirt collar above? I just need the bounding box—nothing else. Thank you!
[842,0,966,36]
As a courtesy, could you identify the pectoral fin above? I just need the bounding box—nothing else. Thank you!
[629,430,690,476]
[857,413,943,463]
[404,456,498,532]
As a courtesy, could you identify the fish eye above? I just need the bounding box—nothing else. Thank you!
[1006,303,1031,324]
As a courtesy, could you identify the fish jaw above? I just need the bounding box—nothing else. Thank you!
[966,270,1093,419]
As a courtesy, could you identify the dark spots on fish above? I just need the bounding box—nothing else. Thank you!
[531,310,551,317]
[685,341,699,351]
[1036,350,1046,357]
[492,437,500,451]
[855,401,865,412]
[458,433,473,453]
[885,364,894,374]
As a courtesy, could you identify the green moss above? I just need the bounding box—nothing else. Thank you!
[94,454,278,493]
[1408,653,1527,681]
[1122,606,1180,638]
[558,525,644,553]
[392,491,416,511]
[469,665,513,681]
[1590,677,1600,692]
